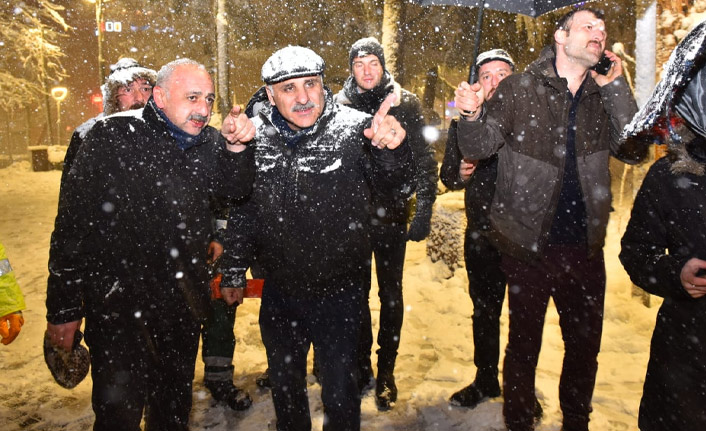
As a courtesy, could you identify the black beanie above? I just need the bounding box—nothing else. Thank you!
[349,37,386,71]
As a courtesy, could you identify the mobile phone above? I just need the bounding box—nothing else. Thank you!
[591,53,613,75]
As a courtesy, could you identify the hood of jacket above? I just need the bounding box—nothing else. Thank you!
[622,19,706,169]
[102,67,157,116]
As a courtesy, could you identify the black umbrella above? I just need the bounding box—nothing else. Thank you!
[413,0,591,82]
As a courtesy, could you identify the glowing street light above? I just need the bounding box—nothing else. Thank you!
[51,86,68,145]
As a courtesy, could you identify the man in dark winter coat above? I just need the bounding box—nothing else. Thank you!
[219,46,414,431]
[45,58,256,431]
[62,57,156,181]
[454,8,648,431]
[620,20,706,431]
[441,48,520,410]
[333,36,437,410]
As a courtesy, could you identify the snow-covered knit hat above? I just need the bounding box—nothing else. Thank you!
[261,46,325,85]
[476,49,515,71]
[101,58,157,115]
[349,37,386,71]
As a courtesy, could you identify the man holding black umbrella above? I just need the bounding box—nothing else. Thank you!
[441,48,520,411]
[454,7,648,431]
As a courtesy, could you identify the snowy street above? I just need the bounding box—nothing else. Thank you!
[0,161,658,430]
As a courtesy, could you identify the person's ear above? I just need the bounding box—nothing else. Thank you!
[265,86,276,106]
[555,29,567,46]
[152,86,166,109]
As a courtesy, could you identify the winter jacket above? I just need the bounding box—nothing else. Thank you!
[457,46,647,261]
[61,115,102,189]
[620,135,706,431]
[220,87,414,296]
[46,98,255,324]
[0,242,25,317]
[440,119,497,233]
[619,21,706,430]
[334,74,436,224]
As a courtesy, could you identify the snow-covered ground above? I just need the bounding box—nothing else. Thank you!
[0,160,658,430]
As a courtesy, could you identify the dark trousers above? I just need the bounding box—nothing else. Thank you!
[464,228,506,388]
[85,311,200,431]
[201,298,237,382]
[260,277,364,431]
[360,223,407,377]
[501,245,605,431]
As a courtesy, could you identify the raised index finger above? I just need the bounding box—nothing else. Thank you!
[230,104,242,117]
[372,93,397,133]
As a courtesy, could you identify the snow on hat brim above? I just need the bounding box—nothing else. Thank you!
[43,330,90,389]
[476,49,515,70]
[262,46,325,85]
[622,20,706,143]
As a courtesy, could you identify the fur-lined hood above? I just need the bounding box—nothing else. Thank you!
[663,120,706,176]
[622,20,706,175]
[101,58,157,116]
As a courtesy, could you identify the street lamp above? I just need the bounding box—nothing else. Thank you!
[51,87,68,145]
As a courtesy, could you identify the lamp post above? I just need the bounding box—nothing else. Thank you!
[86,0,106,88]
[51,87,68,145]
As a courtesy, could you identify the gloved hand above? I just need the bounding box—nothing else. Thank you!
[407,203,433,242]
[0,311,24,345]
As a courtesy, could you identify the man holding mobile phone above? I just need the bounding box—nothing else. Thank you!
[454,7,649,431]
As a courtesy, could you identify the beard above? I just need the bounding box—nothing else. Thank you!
[564,40,603,69]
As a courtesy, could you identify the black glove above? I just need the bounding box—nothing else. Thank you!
[407,202,432,242]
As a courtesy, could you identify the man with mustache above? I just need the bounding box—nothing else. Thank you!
[454,8,648,431]
[62,58,156,181]
[218,46,414,431]
[46,58,255,431]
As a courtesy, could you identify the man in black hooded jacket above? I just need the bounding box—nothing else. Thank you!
[46,58,255,431]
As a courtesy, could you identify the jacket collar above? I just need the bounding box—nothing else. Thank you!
[527,46,600,97]
[142,97,208,150]
[667,121,706,176]
[335,72,402,110]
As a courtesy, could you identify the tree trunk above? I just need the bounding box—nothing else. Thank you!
[423,66,438,112]
[39,27,55,146]
[381,0,402,80]
[216,0,231,115]
[635,0,657,108]
[361,0,382,37]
